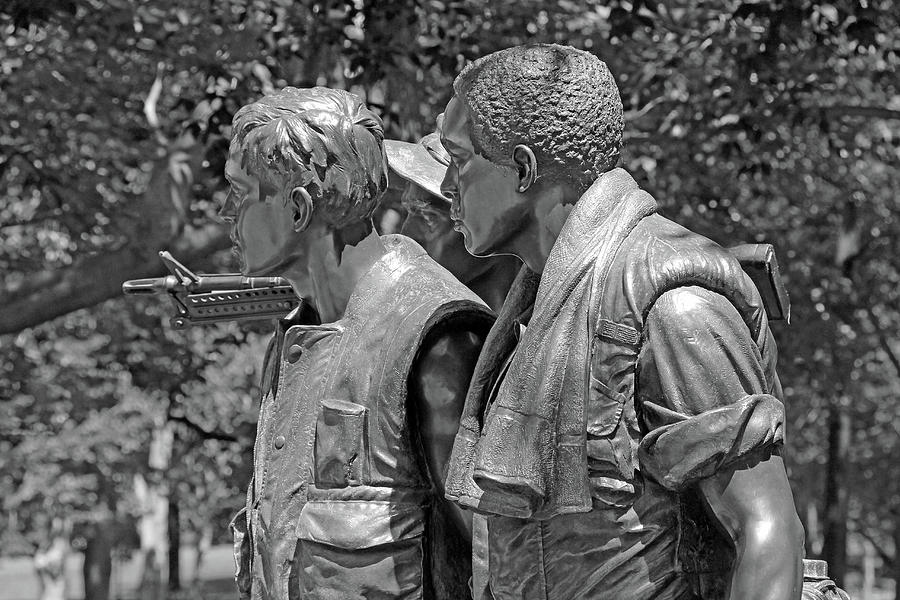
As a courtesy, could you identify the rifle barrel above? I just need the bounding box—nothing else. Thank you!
[122,276,181,295]
[122,274,292,295]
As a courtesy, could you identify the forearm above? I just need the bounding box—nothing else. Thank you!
[728,510,804,600]
[699,455,804,600]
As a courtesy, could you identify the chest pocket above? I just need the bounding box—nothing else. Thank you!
[314,398,369,488]
[586,321,642,504]
[587,320,640,437]
[587,374,627,437]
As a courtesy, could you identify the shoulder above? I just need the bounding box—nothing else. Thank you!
[606,214,765,332]
[647,286,745,335]
[625,214,743,284]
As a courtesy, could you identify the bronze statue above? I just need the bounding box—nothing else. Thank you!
[222,86,492,600]
[441,44,808,600]
[385,129,520,311]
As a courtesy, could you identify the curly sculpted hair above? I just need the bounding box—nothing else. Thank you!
[454,44,624,192]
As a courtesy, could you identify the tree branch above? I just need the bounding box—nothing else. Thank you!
[863,306,900,377]
[854,526,895,564]
[167,413,238,443]
[0,223,230,335]
[0,132,232,335]
[822,105,900,121]
[0,212,63,231]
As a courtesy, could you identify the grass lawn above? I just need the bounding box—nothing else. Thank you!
[0,544,235,600]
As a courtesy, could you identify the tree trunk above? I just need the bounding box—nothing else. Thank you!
[822,406,850,586]
[82,520,113,600]
[135,424,174,600]
[893,512,900,600]
[167,466,180,592]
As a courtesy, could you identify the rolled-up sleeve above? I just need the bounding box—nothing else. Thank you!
[635,285,784,490]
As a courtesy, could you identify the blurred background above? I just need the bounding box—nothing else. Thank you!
[0,0,897,598]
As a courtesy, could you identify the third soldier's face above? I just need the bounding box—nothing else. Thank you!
[220,150,305,276]
[439,96,531,258]
[400,184,493,285]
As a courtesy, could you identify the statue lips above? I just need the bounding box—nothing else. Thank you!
[450,206,464,230]
[451,217,467,235]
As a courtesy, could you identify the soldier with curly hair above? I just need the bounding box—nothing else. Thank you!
[442,45,807,600]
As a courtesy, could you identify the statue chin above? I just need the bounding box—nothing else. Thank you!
[457,225,489,258]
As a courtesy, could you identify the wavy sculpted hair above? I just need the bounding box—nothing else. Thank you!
[453,44,624,192]
[230,87,388,229]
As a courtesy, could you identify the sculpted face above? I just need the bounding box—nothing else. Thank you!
[400,184,492,284]
[439,96,531,257]
[220,150,305,276]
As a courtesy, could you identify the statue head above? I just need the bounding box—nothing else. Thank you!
[386,130,488,282]
[220,86,388,275]
[440,44,623,257]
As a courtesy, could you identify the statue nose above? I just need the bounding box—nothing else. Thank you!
[440,166,458,203]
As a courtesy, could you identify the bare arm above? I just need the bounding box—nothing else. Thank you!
[638,286,804,600]
[699,455,804,600]
[410,323,485,540]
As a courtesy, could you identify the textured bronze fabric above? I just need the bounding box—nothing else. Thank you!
[239,235,491,600]
[486,483,695,600]
[444,265,540,511]
[448,169,787,599]
[801,579,851,600]
[448,168,656,518]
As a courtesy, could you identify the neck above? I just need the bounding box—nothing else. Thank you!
[467,257,521,312]
[515,184,580,274]
[304,226,386,323]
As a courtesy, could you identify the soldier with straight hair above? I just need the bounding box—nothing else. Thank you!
[224,86,492,600]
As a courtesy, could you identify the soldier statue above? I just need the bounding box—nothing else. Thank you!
[442,43,808,600]
[222,86,492,600]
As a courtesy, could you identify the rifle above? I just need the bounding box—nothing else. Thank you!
[122,251,304,329]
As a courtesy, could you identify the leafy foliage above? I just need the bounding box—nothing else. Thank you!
[1,0,898,592]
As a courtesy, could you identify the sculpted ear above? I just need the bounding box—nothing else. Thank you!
[513,144,537,193]
[289,186,313,232]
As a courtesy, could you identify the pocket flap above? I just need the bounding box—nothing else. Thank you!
[296,501,425,550]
